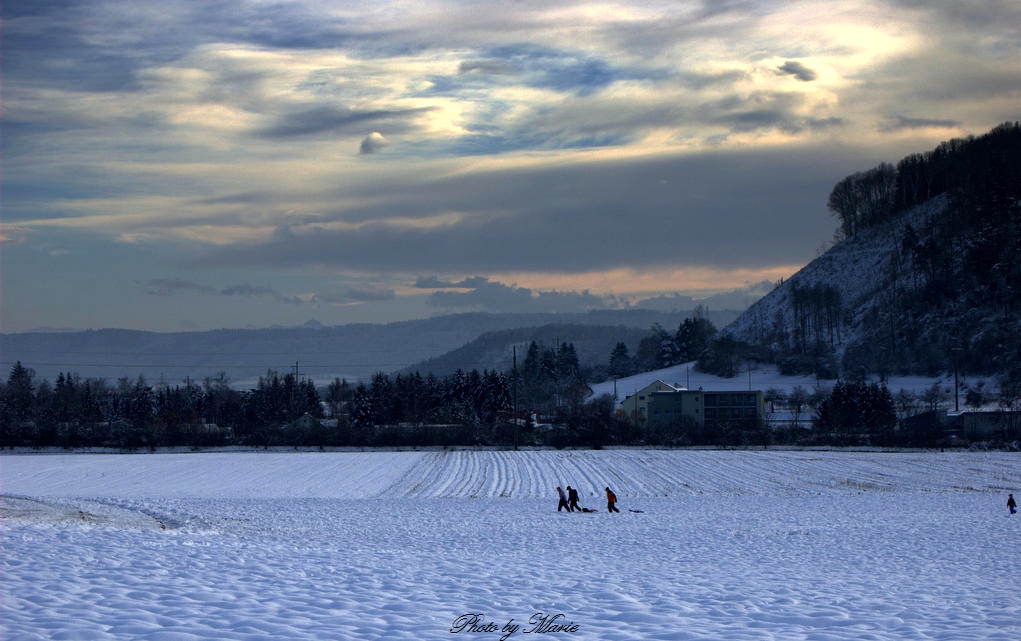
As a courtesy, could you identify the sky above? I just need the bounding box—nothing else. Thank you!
[1,0,1018,333]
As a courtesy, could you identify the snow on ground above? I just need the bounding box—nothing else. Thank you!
[590,361,981,405]
[3,449,1020,640]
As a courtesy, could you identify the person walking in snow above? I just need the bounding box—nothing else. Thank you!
[557,486,571,512]
[567,486,581,512]
[1009,493,1017,515]
[605,487,620,513]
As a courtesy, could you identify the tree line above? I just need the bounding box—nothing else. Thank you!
[605,309,718,378]
[0,339,615,449]
[827,121,1020,241]
[5,302,1019,450]
[846,122,1021,379]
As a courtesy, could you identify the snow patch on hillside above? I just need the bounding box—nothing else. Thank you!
[724,197,948,361]
[590,360,959,404]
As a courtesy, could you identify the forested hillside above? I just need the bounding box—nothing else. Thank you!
[400,307,740,380]
[722,122,1020,382]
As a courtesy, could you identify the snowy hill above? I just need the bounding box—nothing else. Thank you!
[723,123,1021,379]
[724,197,944,368]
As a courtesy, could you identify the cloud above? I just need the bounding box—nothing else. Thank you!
[258,106,425,139]
[144,279,218,296]
[360,131,389,154]
[414,275,490,289]
[3,0,1019,333]
[220,284,304,305]
[314,286,396,304]
[882,115,961,131]
[201,143,854,276]
[0,226,31,246]
[459,60,516,76]
[775,61,817,82]
[426,277,613,314]
[144,279,302,304]
[413,275,459,289]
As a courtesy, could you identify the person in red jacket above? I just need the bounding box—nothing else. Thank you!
[605,487,620,513]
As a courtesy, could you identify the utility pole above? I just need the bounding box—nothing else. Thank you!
[952,346,961,413]
[512,346,519,451]
[290,360,302,420]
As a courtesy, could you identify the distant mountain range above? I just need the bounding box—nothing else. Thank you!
[1,309,745,387]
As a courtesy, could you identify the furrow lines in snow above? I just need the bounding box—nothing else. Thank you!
[4,450,1020,501]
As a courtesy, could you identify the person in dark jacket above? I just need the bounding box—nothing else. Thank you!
[1009,493,1017,514]
[557,486,570,512]
[605,487,620,513]
[567,486,581,512]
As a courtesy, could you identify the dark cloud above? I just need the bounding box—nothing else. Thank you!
[258,106,427,139]
[606,1,768,61]
[1,1,339,94]
[413,275,490,289]
[776,61,817,82]
[631,293,697,310]
[882,116,961,131]
[203,143,858,275]
[194,191,273,206]
[635,280,775,311]
[144,278,217,296]
[677,69,748,91]
[444,45,622,97]
[314,286,396,304]
[458,60,517,76]
[889,0,1021,33]
[221,284,303,305]
[427,278,612,314]
[705,92,824,134]
[145,279,303,304]
[220,284,276,297]
[805,117,845,130]
[359,132,389,155]
[413,275,458,289]
[848,35,1020,112]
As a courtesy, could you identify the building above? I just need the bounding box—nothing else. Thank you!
[946,410,1020,441]
[620,380,764,430]
[619,380,683,425]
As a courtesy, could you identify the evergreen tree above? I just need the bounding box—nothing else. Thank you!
[350,384,374,429]
[675,315,717,362]
[816,380,896,445]
[607,342,633,378]
[2,362,36,434]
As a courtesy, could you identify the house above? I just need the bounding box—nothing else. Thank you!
[619,380,684,426]
[947,410,1020,441]
[620,380,765,430]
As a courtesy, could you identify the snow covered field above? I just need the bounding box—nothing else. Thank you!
[2,449,1019,640]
